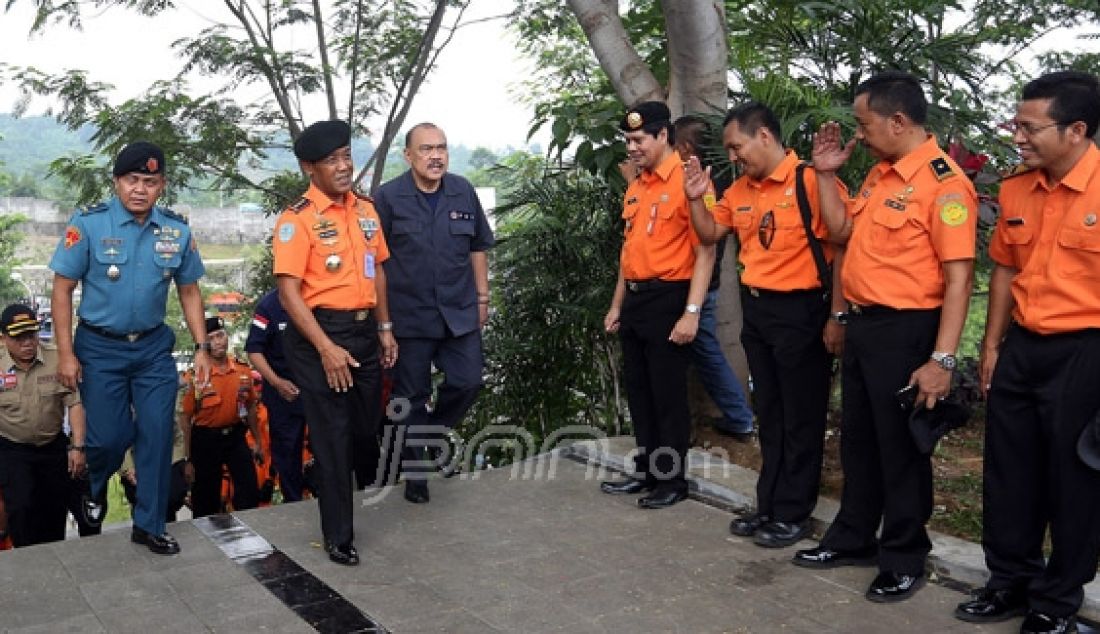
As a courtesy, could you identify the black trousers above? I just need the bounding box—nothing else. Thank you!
[619,282,693,493]
[741,288,831,524]
[0,434,69,547]
[285,310,381,546]
[189,425,260,518]
[121,460,189,523]
[982,325,1100,617]
[822,307,939,575]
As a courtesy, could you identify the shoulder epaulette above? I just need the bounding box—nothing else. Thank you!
[929,157,956,182]
[288,197,310,214]
[80,202,109,215]
[160,207,189,224]
[1001,164,1035,181]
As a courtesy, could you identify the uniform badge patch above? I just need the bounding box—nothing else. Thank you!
[278,223,296,243]
[940,201,969,226]
[1085,214,1097,227]
[930,157,955,181]
[64,225,82,249]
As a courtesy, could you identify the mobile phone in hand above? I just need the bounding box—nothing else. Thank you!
[895,384,918,411]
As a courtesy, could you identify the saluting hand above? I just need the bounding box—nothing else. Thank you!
[320,341,358,392]
[379,331,398,369]
[812,122,857,174]
[57,352,82,390]
[683,156,711,201]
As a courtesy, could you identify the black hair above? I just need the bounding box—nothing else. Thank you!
[673,115,710,155]
[722,101,783,142]
[854,71,928,125]
[635,120,675,145]
[1021,71,1100,138]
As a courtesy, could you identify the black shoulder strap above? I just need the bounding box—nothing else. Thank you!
[794,162,831,297]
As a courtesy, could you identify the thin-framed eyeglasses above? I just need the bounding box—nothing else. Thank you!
[1002,120,1062,138]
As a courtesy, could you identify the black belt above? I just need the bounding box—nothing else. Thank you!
[743,286,823,299]
[80,320,160,343]
[625,279,689,293]
[192,424,243,436]
[313,307,373,322]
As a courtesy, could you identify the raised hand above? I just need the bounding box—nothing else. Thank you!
[812,121,857,174]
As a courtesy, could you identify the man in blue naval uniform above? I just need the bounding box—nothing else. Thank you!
[244,288,307,502]
[375,122,494,504]
[49,141,210,555]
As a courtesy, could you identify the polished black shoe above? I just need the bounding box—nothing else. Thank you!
[866,570,925,603]
[954,587,1027,623]
[325,542,360,566]
[729,512,771,537]
[638,489,687,509]
[131,527,180,555]
[404,480,430,504]
[1020,610,1077,634]
[599,478,652,495]
[753,520,811,548]
[792,545,877,569]
[81,491,108,529]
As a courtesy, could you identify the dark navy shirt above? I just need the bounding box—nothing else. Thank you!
[243,289,298,406]
[375,171,494,339]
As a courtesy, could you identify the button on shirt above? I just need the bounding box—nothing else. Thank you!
[711,151,848,291]
[989,143,1100,334]
[48,197,205,333]
[842,136,978,309]
[273,184,390,310]
[0,344,80,446]
[620,152,700,281]
[180,359,257,428]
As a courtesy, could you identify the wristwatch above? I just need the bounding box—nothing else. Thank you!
[377,321,394,332]
[194,341,212,352]
[685,303,701,315]
[831,311,849,325]
[930,351,957,371]
[68,444,86,453]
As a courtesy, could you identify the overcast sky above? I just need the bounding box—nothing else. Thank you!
[0,0,539,151]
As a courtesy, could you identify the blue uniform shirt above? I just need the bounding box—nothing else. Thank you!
[244,289,297,403]
[374,171,494,339]
[49,197,205,333]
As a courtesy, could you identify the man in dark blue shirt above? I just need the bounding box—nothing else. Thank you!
[375,122,494,504]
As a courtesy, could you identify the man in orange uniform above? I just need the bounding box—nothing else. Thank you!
[792,71,977,603]
[178,316,263,517]
[599,101,715,510]
[685,101,849,548]
[953,72,1100,634]
[273,120,398,565]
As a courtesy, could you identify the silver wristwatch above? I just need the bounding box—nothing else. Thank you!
[930,351,957,371]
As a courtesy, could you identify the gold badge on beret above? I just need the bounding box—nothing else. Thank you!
[626,112,643,129]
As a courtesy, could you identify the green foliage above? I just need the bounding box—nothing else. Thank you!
[465,167,628,450]
[0,215,28,305]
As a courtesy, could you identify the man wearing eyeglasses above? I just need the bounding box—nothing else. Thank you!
[791,71,977,604]
[375,123,494,504]
[0,304,86,547]
[953,71,1100,634]
[684,101,849,548]
[599,101,716,510]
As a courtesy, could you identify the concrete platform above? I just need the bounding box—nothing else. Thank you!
[0,443,1095,633]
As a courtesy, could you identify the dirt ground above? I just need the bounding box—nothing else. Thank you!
[695,413,987,543]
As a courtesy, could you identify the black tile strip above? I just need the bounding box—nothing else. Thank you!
[194,514,387,633]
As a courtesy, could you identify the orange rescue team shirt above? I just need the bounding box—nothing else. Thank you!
[989,143,1100,334]
[842,136,978,309]
[273,184,390,310]
[711,150,849,291]
[181,358,258,428]
[620,152,700,281]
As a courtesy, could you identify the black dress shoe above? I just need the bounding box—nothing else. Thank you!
[730,512,771,537]
[792,545,877,569]
[81,490,108,529]
[325,542,360,566]
[1020,610,1077,634]
[599,478,652,495]
[404,480,430,504]
[954,587,1027,623]
[753,520,810,548]
[131,527,180,555]
[866,570,925,603]
[638,489,687,509]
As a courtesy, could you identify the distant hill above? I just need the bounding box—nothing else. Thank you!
[0,114,95,173]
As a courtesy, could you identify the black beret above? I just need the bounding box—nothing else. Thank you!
[294,120,352,162]
[908,399,970,455]
[0,303,39,337]
[205,315,225,335]
[620,101,671,132]
[113,141,165,177]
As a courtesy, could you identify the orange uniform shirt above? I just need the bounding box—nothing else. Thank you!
[620,152,700,281]
[273,184,390,310]
[842,136,978,309]
[181,359,257,428]
[989,143,1100,334]
[711,151,848,291]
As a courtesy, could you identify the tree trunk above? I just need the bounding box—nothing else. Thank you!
[660,0,728,116]
[565,0,664,106]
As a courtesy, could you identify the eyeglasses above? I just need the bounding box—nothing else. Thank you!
[1002,120,1062,137]
[415,143,448,156]
[758,211,775,249]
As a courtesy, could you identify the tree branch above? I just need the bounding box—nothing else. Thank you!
[311,0,339,119]
[565,0,663,106]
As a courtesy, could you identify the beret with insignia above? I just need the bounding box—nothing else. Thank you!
[620,101,671,132]
[205,315,225,335]
[113,141,165,177]
[294,120,352,162]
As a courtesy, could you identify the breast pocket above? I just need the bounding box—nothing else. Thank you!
[197,392,223,411]
[999,222,1035,267]
[94,245,129,276]
[868,205,909,256]
[0,390,20,412]
[1055,227,1100,280]
[153,239,184,276]
[392,218,421,235]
